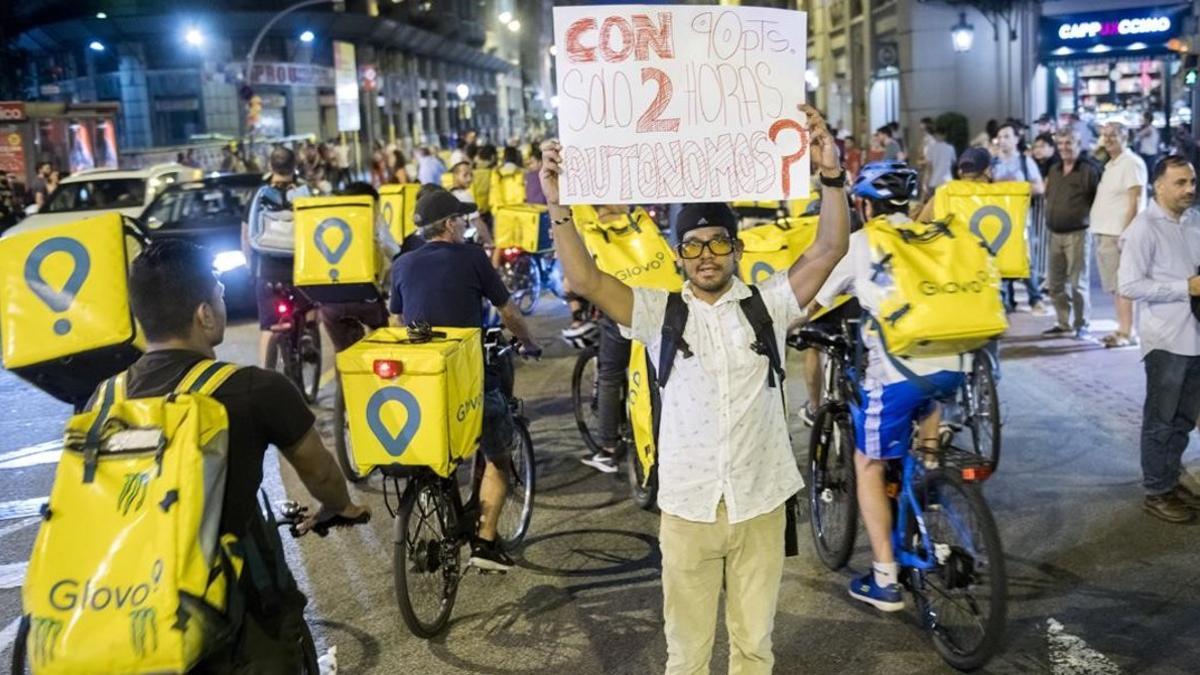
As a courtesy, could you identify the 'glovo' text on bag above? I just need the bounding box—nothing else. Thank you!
[615,251,670,282]
[47,560,163,612]
[918,271,990,296]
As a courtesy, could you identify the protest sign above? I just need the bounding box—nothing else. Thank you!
[552,5,809,205]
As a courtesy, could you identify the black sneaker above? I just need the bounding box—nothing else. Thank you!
[469,538,515,572]
[1041,325,1072,337]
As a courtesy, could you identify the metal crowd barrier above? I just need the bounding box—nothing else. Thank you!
[1029,194,1049,286]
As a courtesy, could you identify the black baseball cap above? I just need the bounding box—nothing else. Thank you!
[676,203,738,241]
[412,185,475,227]
[957,147,993,175]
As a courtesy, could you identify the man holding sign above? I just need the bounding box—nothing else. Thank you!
[539,105,847,672]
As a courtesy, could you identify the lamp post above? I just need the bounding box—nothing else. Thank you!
[951,12,975,53]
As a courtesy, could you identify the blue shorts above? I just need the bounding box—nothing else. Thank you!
[851,372,964,460]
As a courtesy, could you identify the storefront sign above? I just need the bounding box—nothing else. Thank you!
[0,102,26,122]
[552,4,810,205]
[0,124,26,184]
[334,41,361,132]
[237,62,335,88]
[1041,5,1188,53]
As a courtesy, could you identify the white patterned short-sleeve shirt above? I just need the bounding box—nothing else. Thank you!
[622,273,805,524]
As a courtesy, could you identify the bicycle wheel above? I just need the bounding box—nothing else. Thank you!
[394,478,459,639]
[571,346,604,455]
[966,354,1001,470]
[912,470,1007,671]
[497,418,536,550]
[516,257,543,315]
[627,441,658,511]
[807,403,858,571]
[299,322,322,404]
[333,380,369,483]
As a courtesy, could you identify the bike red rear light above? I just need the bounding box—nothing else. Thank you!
[502,247,523,263]
[373,359,403,379]
[276,302,290,316]
[962,466,992,482]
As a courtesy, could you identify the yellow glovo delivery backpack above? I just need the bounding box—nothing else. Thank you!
[737,216,819,285]
[576,207,682,494]
[379,182,420,245]
[337,326,484,478]
[0,212,145,407]
[293,194,380,304]
[493,203,552,252]
[863,215,1008,358]
[20,361,247,674]
[932,179,1032,278]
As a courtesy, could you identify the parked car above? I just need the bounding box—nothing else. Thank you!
[140,173,262,314]
[3,163,203,237]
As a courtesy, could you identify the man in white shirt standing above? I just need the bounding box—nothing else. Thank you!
[538,105,850,674]
[1091,122,1148,348]
[1118,154,1200,524]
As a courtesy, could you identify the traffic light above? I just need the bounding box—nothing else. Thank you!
[1185,55,1199,88]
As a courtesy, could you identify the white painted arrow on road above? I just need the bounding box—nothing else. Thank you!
[1047,618,1121,675]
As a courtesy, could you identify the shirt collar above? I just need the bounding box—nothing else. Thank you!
[682,276,752,307]
[1147,199,1183,225]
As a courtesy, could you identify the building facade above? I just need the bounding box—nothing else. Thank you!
[4,0,556,159]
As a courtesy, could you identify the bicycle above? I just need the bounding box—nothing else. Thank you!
[951,347,1001,472]
[499,247,566,315]
[390,329,536,639]
[264,282,322,404]
[797,324,1007,671]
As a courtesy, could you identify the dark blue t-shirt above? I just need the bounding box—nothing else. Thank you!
[389,241,510,326]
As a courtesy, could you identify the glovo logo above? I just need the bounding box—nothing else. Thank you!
[47,559,164,613]
[313,217,353,281]
[968,206,1012,256]
[919,270,989,296]
[455,392,484,422]
[366,387,421,457]
[615,251,668,282]
[750,261,775,284]
[381,201,395,229]
[24,237,91,336]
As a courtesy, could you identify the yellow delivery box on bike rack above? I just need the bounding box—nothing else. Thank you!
[293,195,379,303]
[0,212,145,406]
[337,327,484,478]
[932,180,1031,278]
[493,204,551,252]
[737,217,819,285]
[379,183,420,244]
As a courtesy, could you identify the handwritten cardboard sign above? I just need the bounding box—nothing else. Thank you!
[553,5,808,205]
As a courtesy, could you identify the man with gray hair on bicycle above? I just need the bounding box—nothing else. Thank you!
[539,104,849,674]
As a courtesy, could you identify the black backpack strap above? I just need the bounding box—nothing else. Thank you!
[739,286,785,390]
[657,292,691,389]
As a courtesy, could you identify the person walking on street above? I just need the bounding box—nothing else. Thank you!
[416,146,446,186]
[539,104,850,674]
[1042,131,1101,339]
[875,126,902,162]
[1091,122,1148,348]
[923,123,957,198]
[1136,112,1160,175]
[991,122,1048,315]
[1118,154,1200,523]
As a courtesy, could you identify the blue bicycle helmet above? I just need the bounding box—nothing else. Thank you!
[851,161,919,207]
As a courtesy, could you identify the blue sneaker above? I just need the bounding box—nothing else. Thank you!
[849,572,905,612]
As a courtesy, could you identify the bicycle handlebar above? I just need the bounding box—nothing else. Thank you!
[788,326,849,353]
[276,501,371,538]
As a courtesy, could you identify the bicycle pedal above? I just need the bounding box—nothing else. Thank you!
[475,567,508,576]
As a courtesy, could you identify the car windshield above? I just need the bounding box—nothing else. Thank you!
[43,179,146,213]
[145,184,257,229]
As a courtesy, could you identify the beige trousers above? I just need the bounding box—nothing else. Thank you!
[660,501,786,675]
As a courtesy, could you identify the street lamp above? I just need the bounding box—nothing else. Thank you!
[456,83,470,101]
[549,45,557,56]
[95,12,107,19]
[951,13,974,53]
[508,20,521,33]
[499,11,513,24]
[89,41,105,52]
[300,30,315,43]
[184,28,205,47]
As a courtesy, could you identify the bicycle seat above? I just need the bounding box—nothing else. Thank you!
[789,324,848,352]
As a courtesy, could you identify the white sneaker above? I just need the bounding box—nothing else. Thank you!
[580,452,618,474]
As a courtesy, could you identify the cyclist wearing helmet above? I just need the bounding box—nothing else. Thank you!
[813,160,968,612]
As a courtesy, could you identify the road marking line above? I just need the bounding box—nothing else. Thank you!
[0,448,61,471]
[1048,618,1121,674]
[0,518,38,541]
[0,498,47,523]
[0,441,60,465]
[0,617,21,659]
[0,562,27,590]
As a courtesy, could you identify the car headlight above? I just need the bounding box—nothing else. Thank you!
[213,250,247,274]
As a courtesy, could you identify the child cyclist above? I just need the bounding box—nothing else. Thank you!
[812,161,969,611]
